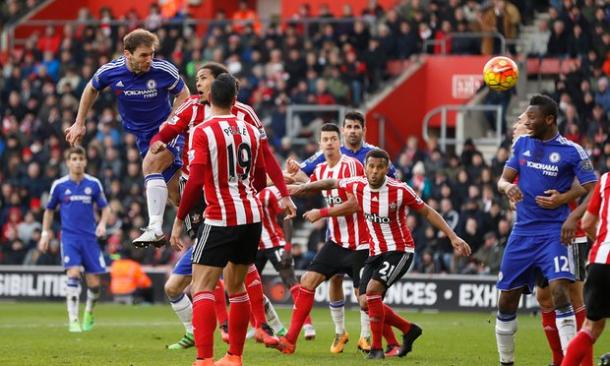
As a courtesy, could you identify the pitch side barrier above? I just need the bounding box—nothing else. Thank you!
[0,265,538,312]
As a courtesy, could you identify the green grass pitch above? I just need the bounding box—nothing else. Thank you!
[0,302,607,365]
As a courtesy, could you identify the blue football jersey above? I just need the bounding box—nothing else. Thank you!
[300,142,397,177]
[506,133,597,235]
[91,57,185,134]
[46,174,108,239]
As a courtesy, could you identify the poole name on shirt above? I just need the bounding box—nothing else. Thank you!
[223,126,248,137]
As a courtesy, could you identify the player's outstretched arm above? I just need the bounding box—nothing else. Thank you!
[171,86,190,113]
[288,179,338,197]
[65,82,99,146]
[415,203,471,256]
[302,193,359,223]
[562,181,597,244]
[498,167,522,203]
[38,209,55,253]
[284,158,310,184]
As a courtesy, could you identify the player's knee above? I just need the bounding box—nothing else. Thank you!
[300,271,322,291]
[164,281,183,299]
[498,290,521,313]
[550,284,571,309]
[536,288,553,311]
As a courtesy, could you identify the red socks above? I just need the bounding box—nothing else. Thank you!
[366,292,385,350]
[286,287,315,344]
[575,306,586,330]
[214,280,228,325]
[561,329,594,366]
[228,292,251,356]
[383,323,399,346]
[542,309,564,366]
[245,267,266,328]
[192,291,216,359]
[290,285,312,326]
[383,303,412,334]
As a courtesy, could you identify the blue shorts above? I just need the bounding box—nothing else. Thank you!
[61,237,106,274]
[135,130,184,182]
[172,246,193,276]
[497,233,575,293]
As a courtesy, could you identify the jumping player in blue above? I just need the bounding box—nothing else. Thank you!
[64,28,190,246]
[495,95,597,365]
[39,146,110,333]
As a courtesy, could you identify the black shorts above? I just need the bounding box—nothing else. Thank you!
[535,239,590,288]
[584,264,610,321]
[307,241,369,288]
[255,246,291,274]
[359,251,413,295]
[191,222,262,267]
[179,176,206,239]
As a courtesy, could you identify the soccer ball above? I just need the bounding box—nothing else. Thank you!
[483,56,519,92]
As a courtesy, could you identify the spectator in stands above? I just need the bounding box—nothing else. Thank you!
[461,232,504,275]
[479,0,521,55]
[547,19,570,56]
[529,19,551,56]
[595,77,610,112]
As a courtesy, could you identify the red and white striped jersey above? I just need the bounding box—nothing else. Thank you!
[586,172,610,264]
[310,155,367,250]
[339,176,425,256]
[258,186,286,250]
[167,98,266,177]
[189,115,263,226]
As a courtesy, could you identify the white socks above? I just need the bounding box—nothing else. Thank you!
[496,312,517,364]
[556,305,577,354]
[263,295,285,333]
[145,174,167,234]
[360,309,371,338]
[66,277,81,323]
[169,293,193,334]
[85,287,100,313]
[329,300,346,335]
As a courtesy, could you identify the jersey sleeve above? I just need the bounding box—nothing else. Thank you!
[309,168,319,183]
[91,65,112,91]
[160,60,185,94]
[46,181,61,210]
[267,189,282,216]
[189,127,209,166]
[92,178,108,208]
[238,103,266,140]
[337,176,361,196]
[586,179,602,215]
[571,145,598,185]
[354,160,365,176]
[300,151,324,176]
[402,183,425,210]
[505,136,523,172]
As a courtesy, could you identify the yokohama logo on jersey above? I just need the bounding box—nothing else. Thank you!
[586,172,610,264]
[258,186,286,250]
[189,115,263,226]
[311,155,368,251]
[339,176,425,256]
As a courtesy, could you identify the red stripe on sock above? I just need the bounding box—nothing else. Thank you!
[383,304,412,334]
[367,292,385,350]
[542,309,564,366]
[290,285,312,326]
[214,280,228,325]
[245,269,266,328]
[561,330,593,366]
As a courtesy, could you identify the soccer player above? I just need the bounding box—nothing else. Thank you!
[38,146,110,332]
[273,122,369,354]
[284,112,394,351]
[63,28,190,247]
[561,173,610,366]
[169,73,276,366]
[511,111,590,366]
[496,95,597,365]
[278,148,471,359]
[150,62,292,349]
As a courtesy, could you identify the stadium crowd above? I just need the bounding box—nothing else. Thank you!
[1,0,609,276]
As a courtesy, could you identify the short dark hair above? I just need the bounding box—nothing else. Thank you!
[123,29,159,53]
[529,94,559,122]
[344,111,365,127]
[365,149,390,165]
[210,73,237,109]
[199,62,229,78]
[66,146,86,160]
[320,123,341,137]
